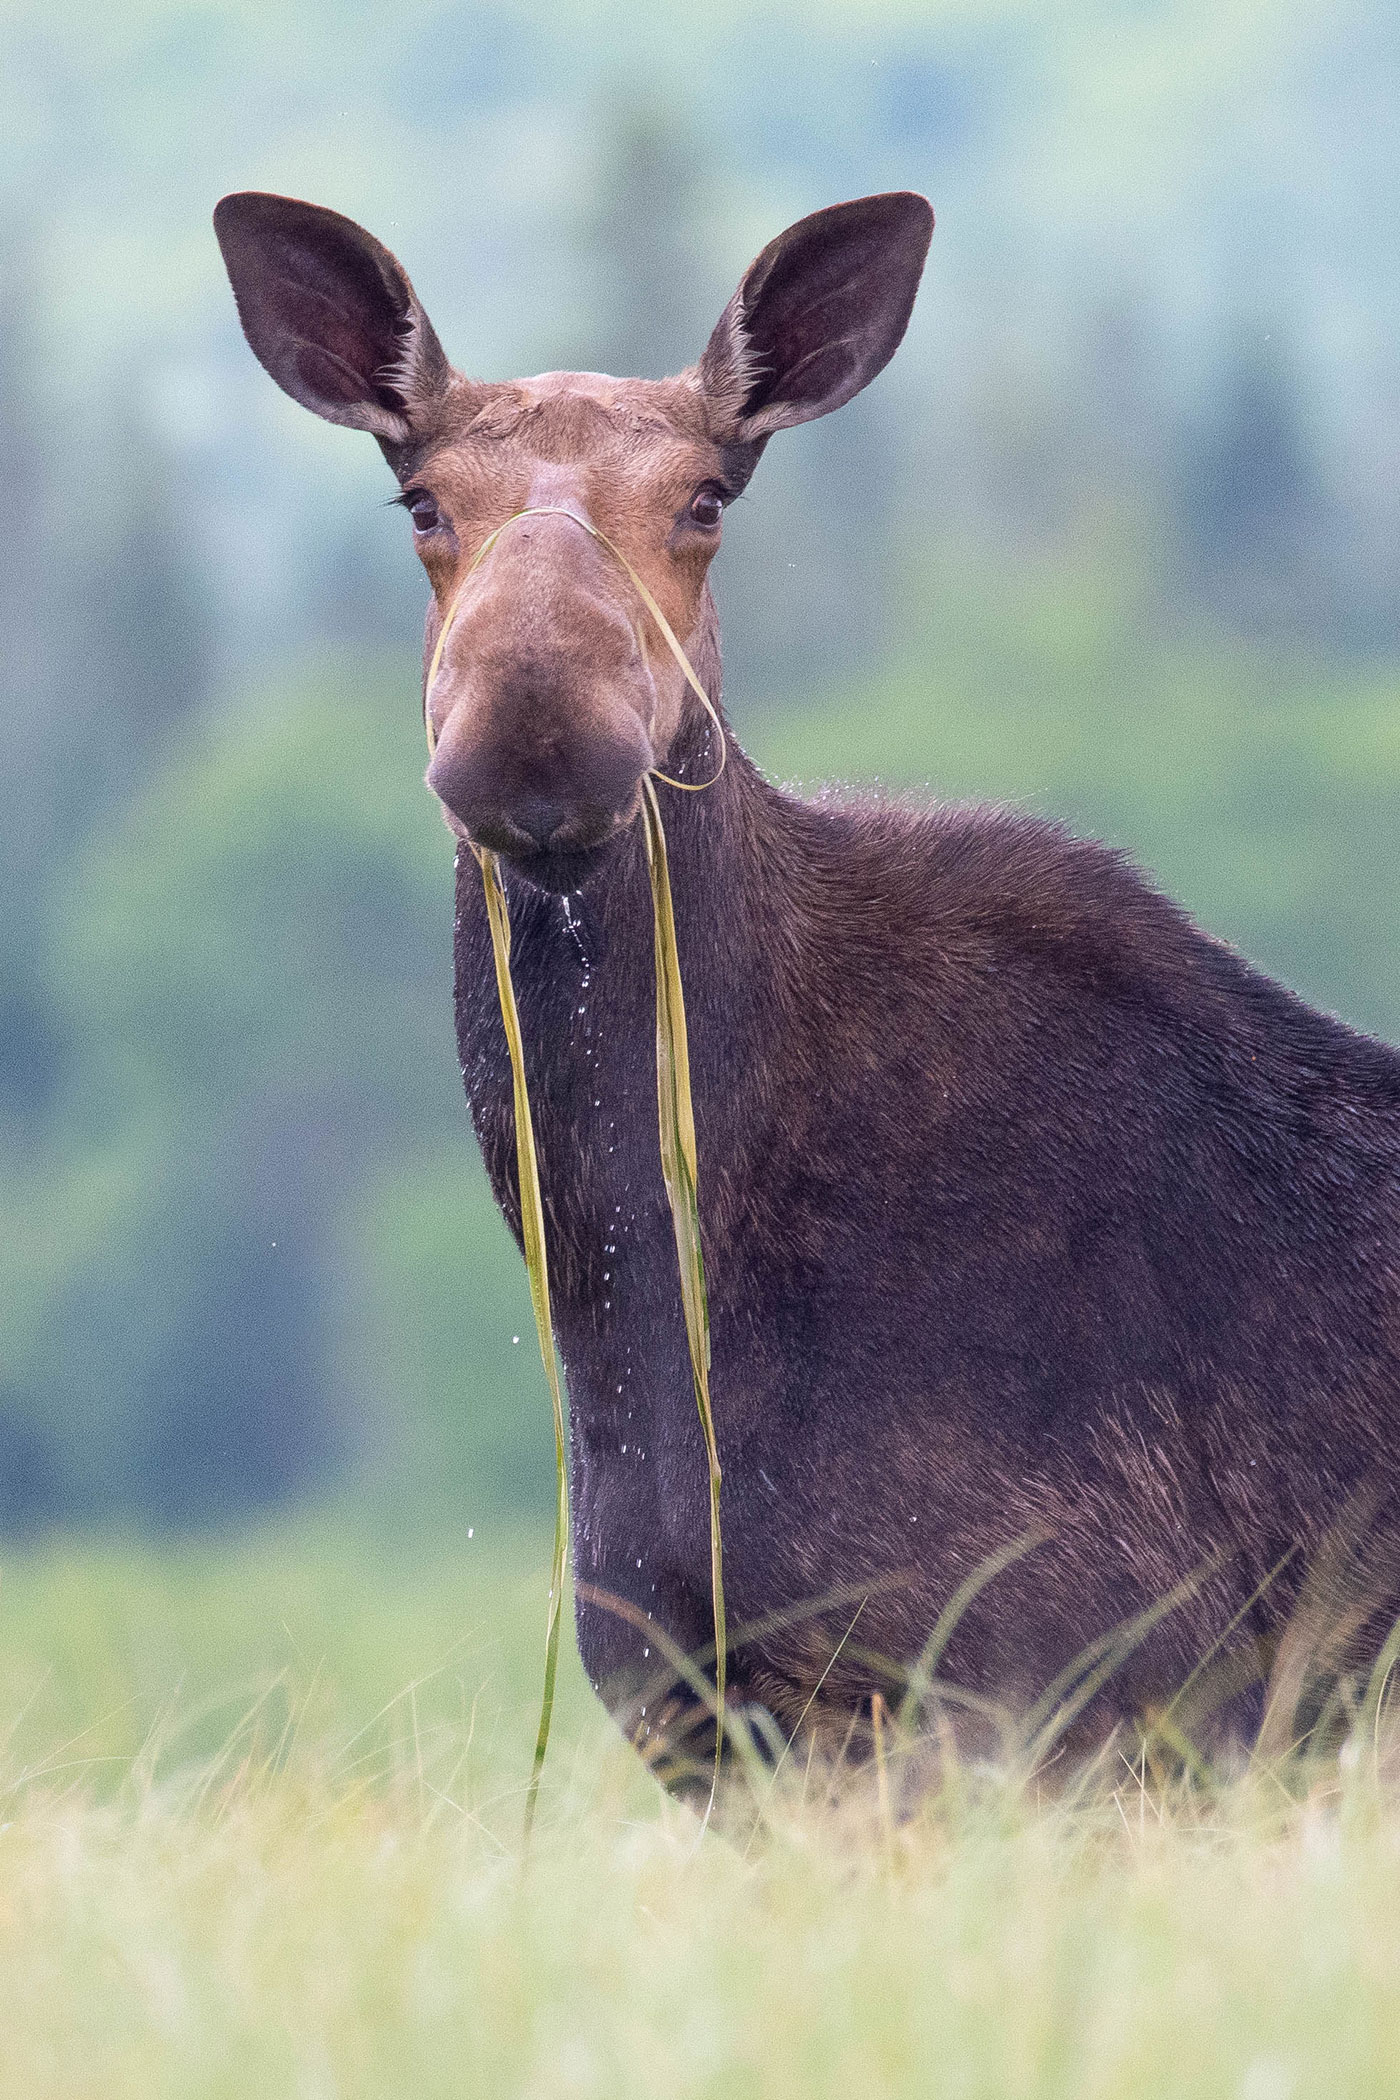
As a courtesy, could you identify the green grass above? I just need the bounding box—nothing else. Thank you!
[1,1529,1399,2096]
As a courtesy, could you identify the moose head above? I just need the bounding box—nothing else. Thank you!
[214,187,932,893]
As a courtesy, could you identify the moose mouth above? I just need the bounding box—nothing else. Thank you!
[488,821,632,896]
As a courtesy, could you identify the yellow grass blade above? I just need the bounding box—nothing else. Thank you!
[422,506,726,789]
[641,775,727,1810]
[475,847,570,1846]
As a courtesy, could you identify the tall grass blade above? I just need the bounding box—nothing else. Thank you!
[476,848,570,1846]
[641,775,727,1810]
[895,1530,1047,1741]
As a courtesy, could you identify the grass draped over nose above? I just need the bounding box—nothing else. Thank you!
[425,507,729,1838]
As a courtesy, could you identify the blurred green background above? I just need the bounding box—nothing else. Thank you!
[1,0,1398,1535]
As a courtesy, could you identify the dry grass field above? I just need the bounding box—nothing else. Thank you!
[0,1526,1396,2099]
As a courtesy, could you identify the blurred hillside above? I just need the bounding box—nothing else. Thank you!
[0,0,1398,1529]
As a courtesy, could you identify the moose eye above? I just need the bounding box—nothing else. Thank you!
[688,486,724,531]
[407,492,442,535]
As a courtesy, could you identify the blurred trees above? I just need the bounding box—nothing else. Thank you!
[0,230,62,1138]
[572,105,719,382]
[0,0,1398,1530]
[1182,326,1328,636]
[0,660,541,1526]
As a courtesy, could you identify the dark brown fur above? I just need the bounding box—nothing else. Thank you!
[216,189,1400,1782]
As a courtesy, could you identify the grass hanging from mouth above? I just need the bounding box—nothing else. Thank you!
[642,774,727,1812]
[475,846,570,1847]
[475,796,729,1833]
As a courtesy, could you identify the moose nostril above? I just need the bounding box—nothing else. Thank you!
[513,798,570,849]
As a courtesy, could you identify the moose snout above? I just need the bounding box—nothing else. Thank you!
[426,705,653,887]
[510,797,573,850]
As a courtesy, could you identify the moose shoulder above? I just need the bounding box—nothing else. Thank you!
[216,188,1400,1780]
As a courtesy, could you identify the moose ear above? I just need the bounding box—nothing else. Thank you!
[213,192,451,450]
[699,192,932,444]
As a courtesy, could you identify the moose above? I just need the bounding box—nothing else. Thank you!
[216,187,1400,1780]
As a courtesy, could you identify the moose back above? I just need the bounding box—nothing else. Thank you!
[216,187,1400,1778]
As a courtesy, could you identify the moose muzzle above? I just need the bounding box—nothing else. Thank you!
[424,512,659,890]
[426,692,653,887]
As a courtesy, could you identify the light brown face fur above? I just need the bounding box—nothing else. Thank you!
[411,371,730,885]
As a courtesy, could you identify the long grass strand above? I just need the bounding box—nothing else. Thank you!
[642,775,727,1808]
[475,847,570,1845]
